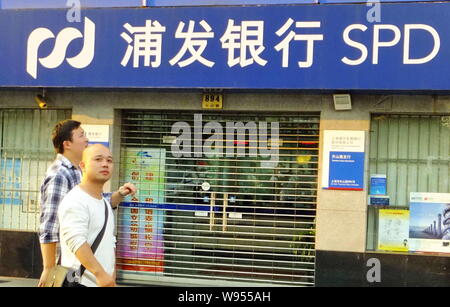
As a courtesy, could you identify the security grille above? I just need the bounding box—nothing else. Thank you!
[369,114,450,206]
[0,109,72,231]
[367,114,450,250]
[117,111,319,286]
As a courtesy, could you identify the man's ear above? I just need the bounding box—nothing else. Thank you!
[79,161,85,172]
[63,140,72,152]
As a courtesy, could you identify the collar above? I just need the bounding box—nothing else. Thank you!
[56,153,79,170]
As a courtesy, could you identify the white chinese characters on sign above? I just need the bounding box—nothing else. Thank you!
[121,20,167,68]
[275,18,324,68]
[220,19,267,67]
[170,20,215,68]
[120,18,323,69]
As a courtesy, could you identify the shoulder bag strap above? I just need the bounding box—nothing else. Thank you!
[79,200,109,278]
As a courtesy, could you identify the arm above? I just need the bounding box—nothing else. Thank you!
[38,174,70,287]
[109,182,137,208]
[40,243,57,269]
[37,243,57,287]
[74,243,116,287]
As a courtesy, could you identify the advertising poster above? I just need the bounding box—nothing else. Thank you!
[0,159,22,205]
[322,130,365,190]
[378,209,409,252]
[117,148,166,273]
[409,192,450,254]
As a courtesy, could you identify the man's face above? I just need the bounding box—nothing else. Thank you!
[82,145,114,183]
[68,127,89,158]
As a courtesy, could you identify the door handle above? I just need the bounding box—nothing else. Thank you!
[222,193,228,232]
[209,192,216,231]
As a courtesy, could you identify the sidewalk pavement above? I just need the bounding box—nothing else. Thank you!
[0,276,38,287]
[0,276,133,287]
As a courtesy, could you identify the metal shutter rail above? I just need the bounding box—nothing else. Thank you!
[0,109,71,231]
[117,111,319,286]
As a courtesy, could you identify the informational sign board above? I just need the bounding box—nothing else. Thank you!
[378,209,409,252]
[409,192,450,254]
[82,124,110,147]
[322,130,365,191]
[117,148,166,273]
[370,174,387,195]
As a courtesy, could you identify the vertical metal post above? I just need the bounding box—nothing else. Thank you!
[210,192,216,231]
[222,193,228,232]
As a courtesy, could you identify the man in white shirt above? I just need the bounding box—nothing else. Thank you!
[58,144,132,287]
[38,120,136,287]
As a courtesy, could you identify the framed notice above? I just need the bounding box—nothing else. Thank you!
[378,209,409,252]
[322,130,365,191]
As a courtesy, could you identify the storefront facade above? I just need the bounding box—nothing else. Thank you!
[1,1,450,286]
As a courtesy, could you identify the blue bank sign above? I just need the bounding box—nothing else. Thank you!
[0,0,316,9]
[1,3,450,89]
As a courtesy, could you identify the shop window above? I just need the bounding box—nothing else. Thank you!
[0,109,71,231]
[367,114,450,254]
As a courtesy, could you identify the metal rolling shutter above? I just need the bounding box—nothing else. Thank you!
[117,111,319,286]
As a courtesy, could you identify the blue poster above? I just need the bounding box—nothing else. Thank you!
[322,130,365,191]
[0,159,22,205]
[370,174,387,195]
[328,151,365,190]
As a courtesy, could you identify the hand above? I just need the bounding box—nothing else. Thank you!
[37,267,54,287]
[118,182,137,197]
[96,271,116,287]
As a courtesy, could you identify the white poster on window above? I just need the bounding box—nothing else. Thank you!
[378,209,409,252]
[82,124,110,147]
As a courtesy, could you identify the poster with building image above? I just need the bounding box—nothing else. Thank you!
[117,148,166,273]
[409,192,450,254]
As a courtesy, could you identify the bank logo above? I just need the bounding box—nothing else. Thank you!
[26,17,95,79]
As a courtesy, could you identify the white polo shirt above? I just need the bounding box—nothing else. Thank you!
[58,186,116,287]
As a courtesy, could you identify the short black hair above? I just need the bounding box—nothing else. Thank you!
[52,120,81,154]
